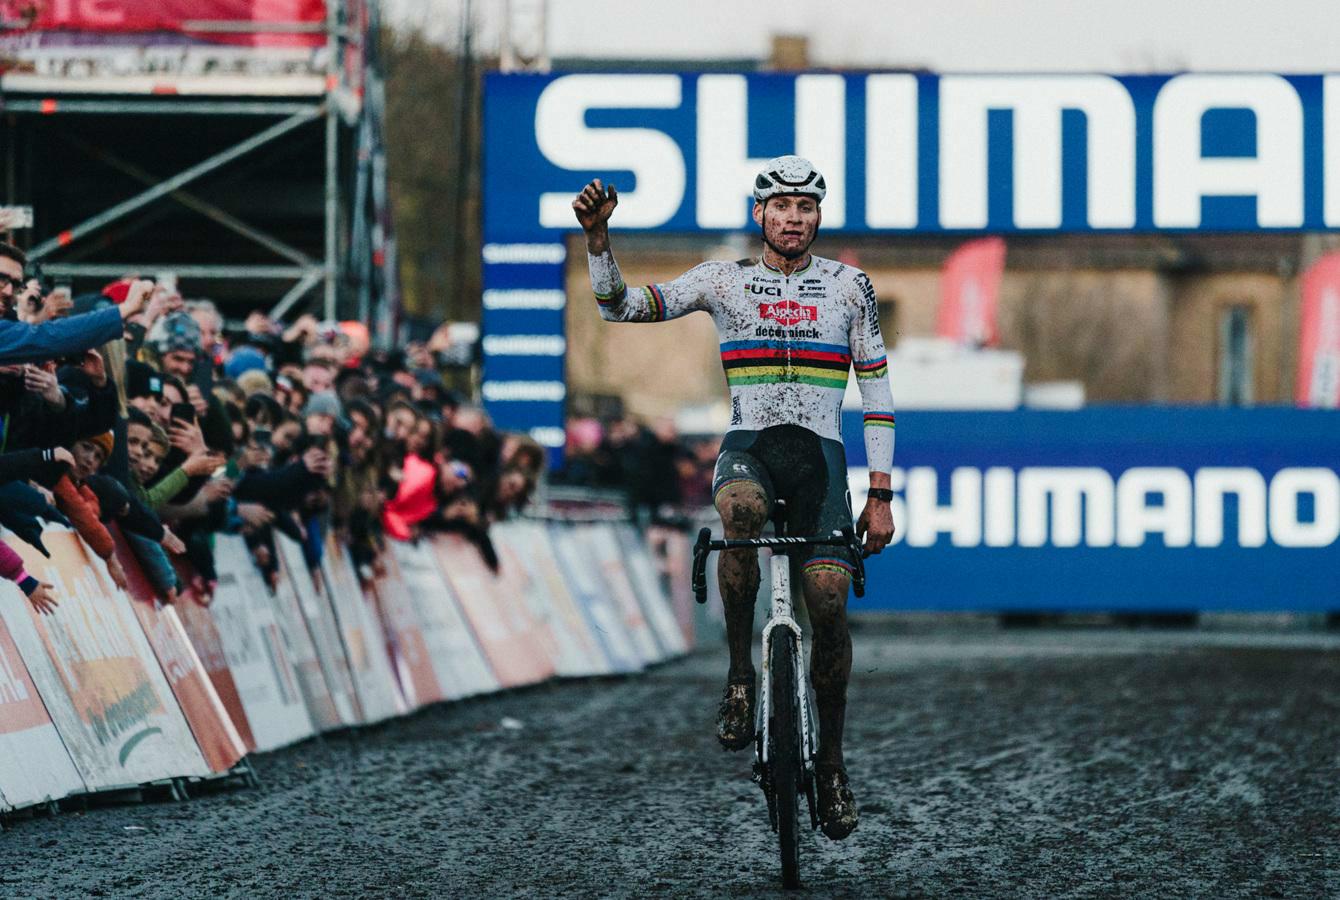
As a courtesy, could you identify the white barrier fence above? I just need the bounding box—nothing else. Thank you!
[0,519,696,815]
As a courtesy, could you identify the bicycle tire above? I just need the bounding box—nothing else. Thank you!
[770,628,802,889]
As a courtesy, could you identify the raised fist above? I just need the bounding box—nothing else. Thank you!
[571,179,619,233]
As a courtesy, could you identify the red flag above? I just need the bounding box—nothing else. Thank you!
[937,237,1007,347]
[1296,250,1340,408]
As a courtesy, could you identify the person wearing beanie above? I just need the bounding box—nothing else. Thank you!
[86,430,115,464]
[153,310,202,366]
[303,390,343,438]
[224,346,268,381]
[52,434,127,589]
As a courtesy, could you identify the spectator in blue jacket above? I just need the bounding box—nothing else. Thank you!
[0,243,149,364]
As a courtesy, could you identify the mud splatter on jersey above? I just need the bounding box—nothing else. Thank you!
[587,250,895,473]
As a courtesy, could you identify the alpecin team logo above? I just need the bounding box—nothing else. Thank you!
[758,299,818,326]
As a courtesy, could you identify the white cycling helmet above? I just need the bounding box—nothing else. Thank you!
[753,155,827,203]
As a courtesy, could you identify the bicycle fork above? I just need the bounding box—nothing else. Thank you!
[754,548,820,831]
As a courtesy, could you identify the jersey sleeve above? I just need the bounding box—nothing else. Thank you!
[848,271,895,474]
[587,251,718,323]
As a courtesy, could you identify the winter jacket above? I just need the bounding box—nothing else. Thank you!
[0,307,123,365]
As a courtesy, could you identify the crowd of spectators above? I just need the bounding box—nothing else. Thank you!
[555,415,718,520]
[0,240,545,614]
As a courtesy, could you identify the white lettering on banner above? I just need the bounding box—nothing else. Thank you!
[696,75,846,228]
[1117,468,1193,547]
[1327,77,1340,227]
[536,75,685,228]
[865,75,918,228]
[529,426,566,448]
[481,289,565,310]
[983,467,1015,546]
[905,467,981,547]
[1154,75,1304,228]
[480,380,566,402]
[1268,468,1340,547]
[1018,467,1116,547]
[890,465,1339,549]
[481,243,566,265]
[796,75,846,228]
[1194,468,1268,547]
[938,76,1136,229]
[481,335,567,356]
[514,73,1339,232]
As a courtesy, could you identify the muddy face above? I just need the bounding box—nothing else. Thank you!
[753,195,821,259]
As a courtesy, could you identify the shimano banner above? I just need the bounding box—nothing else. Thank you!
[839,408,1340,612]
[484,71,1340,240]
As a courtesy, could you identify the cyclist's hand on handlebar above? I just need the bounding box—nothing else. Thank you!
[572,179,619,232]
[856,497,895,557]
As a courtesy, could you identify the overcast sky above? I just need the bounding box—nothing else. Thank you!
[384,0,1338,72]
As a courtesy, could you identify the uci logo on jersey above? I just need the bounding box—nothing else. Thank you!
[746,283,783,297]
[758,300,818,326]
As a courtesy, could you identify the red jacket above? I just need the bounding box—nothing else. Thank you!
[53,475,115,560]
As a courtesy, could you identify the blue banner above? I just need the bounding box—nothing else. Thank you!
[484,71,1340,240]
[839,408,1340,612]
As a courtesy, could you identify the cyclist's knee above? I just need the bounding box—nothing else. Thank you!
[802,568,850,626]
[716,483,767,538]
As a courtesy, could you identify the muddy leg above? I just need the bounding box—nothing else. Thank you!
[715,484,767,682]
[802,568,853,768]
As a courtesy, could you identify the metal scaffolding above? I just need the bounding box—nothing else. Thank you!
[0,1,397,329]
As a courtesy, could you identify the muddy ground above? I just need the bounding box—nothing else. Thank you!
[3,622,1338,898]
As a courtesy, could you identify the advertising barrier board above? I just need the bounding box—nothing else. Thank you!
[0,596,85,811]
[841,408,1340,612]
[207,536,315,752]
[168,555,257,754]
[319,538,405,723]
[491,521,605,677]
[547,525,644,673]
[275,534,361,726]
[0,528,209,790]
[117,532,248,773]
[389,540,499,699]
[370,549,445,709]
[614,523,689,659]
[576,525,664,666]
[430,534,553,689]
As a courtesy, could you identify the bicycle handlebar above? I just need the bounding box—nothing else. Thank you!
[691,526,867,603]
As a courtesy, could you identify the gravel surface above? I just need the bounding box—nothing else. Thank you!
[3,624,1338,898]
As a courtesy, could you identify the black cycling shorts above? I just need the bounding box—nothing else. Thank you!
[711,424,856,580]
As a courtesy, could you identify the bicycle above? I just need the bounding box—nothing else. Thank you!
[692,500,866,890]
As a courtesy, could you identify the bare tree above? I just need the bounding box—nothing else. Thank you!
[1000,273,1161,402]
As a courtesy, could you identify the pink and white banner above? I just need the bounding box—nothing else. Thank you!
[937,237,1007,347]
[1296,250,1340,408]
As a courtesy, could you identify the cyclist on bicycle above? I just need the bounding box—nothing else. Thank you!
[572,156,895,840]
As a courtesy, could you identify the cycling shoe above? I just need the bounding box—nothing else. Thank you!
[715,678,755,751]
[815,761,858,840]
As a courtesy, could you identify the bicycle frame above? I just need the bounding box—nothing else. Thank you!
[757,550,816,769]
[691,523,865,819]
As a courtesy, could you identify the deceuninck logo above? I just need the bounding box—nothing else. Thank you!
[758,300,817,326]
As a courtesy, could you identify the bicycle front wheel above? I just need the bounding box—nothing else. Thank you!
[769,628,802,889]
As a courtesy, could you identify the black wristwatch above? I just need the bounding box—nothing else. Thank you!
[867,487,894,502]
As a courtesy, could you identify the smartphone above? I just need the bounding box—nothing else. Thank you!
[170,402,196,425]
[191,354,214,394]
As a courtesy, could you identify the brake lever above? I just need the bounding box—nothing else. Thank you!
[691,526,711,604]
[840,526,866,599]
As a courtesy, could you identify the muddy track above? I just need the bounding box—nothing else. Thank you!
[4,625,1338,898]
